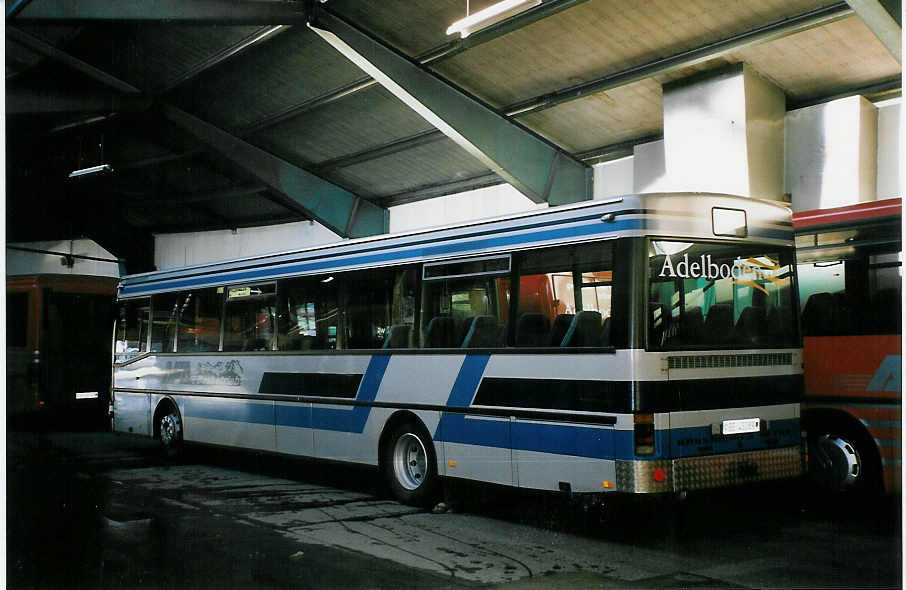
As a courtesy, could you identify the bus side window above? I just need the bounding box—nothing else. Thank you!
[176,289,222,352]
[223,284,276,352]
[150,293,180,352]
[515,243,613,347]
[421,278,506,348]
[798,249,902,337]
[868,252,902,335]
[277,275,339,351]
[115,298,150,361]
[345,268,396,350]
[386,267,417,349]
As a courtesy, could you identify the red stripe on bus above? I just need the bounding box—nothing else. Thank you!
[793,198,901,229]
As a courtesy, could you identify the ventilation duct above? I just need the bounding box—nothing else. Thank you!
[635,63,786,201]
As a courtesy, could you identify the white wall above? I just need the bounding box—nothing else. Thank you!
[388,183,545,233]
[784,95,879,211]
[7,239,120,277]
[154,220,338,269]
[876,98,901,200]
[593,156,634,199]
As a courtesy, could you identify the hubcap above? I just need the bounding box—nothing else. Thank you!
[160,413,181,447]
[814,434,861,489]
[392,433,427,491]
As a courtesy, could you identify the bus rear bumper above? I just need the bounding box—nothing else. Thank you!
[615,446,803,493]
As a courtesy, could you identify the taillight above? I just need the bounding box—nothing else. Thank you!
[634,413,655,455]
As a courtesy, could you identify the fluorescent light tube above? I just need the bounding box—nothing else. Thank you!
[446,0,542,38]
[68,164,112,178]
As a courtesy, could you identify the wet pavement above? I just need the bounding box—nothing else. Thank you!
[7,430,902,589]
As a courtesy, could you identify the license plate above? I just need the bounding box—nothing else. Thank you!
[722,418,760,435]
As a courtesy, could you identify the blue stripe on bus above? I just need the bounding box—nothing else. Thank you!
[184,397,274,425]
[121,219,644,296]
[512,421,614,459]
[293,355,391,433]
[434,355,507,446]
[184,352,799,462]
[121,215,792,297]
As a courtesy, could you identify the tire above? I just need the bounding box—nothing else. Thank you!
[157,403,183,458]
[807,419,881,495]
[382,421,439,507]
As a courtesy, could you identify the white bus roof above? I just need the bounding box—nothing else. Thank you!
[119,192,792,299]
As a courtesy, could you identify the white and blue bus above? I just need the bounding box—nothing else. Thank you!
[112,193,803,505]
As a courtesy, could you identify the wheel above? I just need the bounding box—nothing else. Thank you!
[157,403,183,457]
[382,422,439,507]
[808,420,881,494]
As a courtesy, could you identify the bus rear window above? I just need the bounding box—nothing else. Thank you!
[648,240,797,350]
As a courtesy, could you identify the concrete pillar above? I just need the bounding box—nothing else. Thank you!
[785,95,879,211]
[635,63,786,200]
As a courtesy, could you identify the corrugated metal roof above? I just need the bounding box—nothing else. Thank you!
[5,0,900,272]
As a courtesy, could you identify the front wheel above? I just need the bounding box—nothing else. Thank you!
[382,422,439,507]
[808,421,881,494]
[157,404,183,457]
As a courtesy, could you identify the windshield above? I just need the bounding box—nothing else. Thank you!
[647,240,798,350]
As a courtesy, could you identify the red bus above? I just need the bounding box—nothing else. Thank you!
[7,254,119,427]
[794,198,901,494]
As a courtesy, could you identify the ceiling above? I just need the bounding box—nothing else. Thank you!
[5,0,901,273]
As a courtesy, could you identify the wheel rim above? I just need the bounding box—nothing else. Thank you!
[392,432,428,491]
[160,412,182,447]
[814,434,861,489]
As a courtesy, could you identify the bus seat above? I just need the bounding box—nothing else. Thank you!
[515,312,550,347]
[679,306,704,343]
[735,306,766,344]
[243,337,268,351]
[455,315,475,346]
[424,316,456,348]
[462,315,500,348]
[382,324,411,349]
[548,313,574,346]
[764,306,792,343]
[801,292,834,336]
[561,310,602,347]
[704,304,734,344]
[600,316,612,346]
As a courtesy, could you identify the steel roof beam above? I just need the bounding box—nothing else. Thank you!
[161,104,388,238]
[7,27,142,94]
[12,0,311,24]
[504,2,854,117]
[309,7,590,206]
[7,27,385,238]
[117,150,204,171]
[240,2,850,139]
[130,185,268,205]
[844,0,901,63]
[7,88,152,114]
[272,3,856,177]
[6,0,34,19]
[787,76,902,109]
[240,0,587,136]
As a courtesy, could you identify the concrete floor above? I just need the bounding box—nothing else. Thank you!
[7,430,902,589]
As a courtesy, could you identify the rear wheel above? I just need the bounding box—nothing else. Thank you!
[382,422,439,507]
